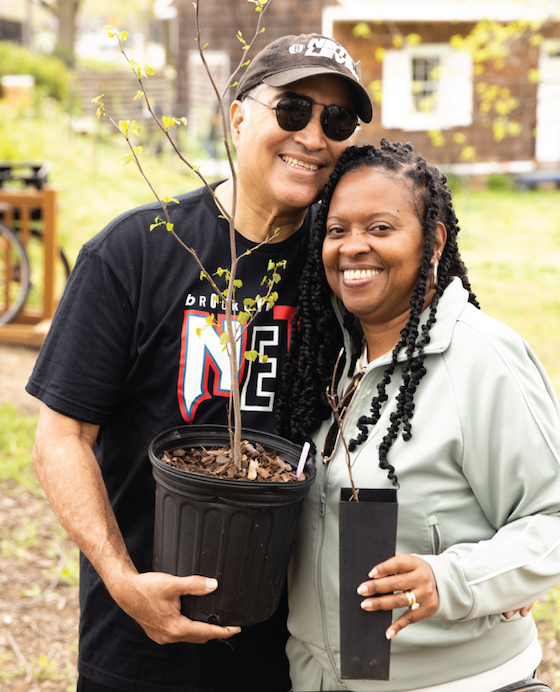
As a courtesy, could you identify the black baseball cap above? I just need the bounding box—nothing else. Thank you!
[234,33,373,123]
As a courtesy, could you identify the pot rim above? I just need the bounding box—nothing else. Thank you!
[148,423,316,490]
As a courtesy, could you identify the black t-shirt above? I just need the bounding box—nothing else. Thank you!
[26,183,312,692]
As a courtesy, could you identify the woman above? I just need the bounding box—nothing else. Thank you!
[277,141,560,691]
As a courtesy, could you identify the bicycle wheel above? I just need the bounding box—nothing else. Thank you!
[0,220,31,326]
[31,228,71,279]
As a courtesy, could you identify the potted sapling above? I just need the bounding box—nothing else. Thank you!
[93,0,315,627]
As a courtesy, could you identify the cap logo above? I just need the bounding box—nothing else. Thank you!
[303,37,359,80]
[289,43,307,55]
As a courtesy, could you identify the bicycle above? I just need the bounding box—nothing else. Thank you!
[0,163,71,326]
[0,219,31,326]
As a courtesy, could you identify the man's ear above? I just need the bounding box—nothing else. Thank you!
[230,100,244,147]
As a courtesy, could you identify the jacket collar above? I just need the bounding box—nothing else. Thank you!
[331,277,470,368]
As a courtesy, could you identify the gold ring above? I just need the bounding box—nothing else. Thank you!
[409,591,420,611]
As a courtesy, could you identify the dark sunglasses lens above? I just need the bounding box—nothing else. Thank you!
[321,106,358,141]
[275,97,312,132]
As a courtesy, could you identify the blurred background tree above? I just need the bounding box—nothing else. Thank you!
[31,0,84,65]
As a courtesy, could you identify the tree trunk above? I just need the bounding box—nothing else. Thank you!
[56,0,82,65]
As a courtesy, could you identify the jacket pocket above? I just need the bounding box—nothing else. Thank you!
[428,514,444,555]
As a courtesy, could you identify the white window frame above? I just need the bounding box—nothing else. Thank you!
[536,40,560,164]
[382,43,473,131]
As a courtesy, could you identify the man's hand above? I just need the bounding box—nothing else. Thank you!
[503,604,533,619]
[110,571,241,644]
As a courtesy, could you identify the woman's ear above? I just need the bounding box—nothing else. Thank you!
[230,100,244,147]
[434,221,447,260]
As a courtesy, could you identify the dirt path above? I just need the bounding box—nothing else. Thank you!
[0,343,41,415]
[0,343,79,691]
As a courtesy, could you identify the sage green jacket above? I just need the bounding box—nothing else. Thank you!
[287,278,560,691]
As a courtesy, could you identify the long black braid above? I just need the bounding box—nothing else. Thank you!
[276,140,479,486]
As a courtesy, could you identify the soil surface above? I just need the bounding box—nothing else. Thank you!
[161,443,306,482]
[0,343,559,690]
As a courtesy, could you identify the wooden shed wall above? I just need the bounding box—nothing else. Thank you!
[334,20,540,165]
[175,0,334,115]
[171,2,560,167]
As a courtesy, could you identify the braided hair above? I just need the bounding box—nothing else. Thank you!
[276,140,479,486]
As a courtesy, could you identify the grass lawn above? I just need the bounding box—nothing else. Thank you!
[2,104,560,686]
[454,188,560,395]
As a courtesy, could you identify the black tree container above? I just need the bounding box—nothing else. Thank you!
[149,424,315,627]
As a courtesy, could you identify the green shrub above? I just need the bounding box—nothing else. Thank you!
[443,173,466,193]
[0,101,53,161]
[486,172,515,191]
[0,41,70,103]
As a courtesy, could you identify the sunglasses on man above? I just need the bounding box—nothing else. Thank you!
[245,94,359,142]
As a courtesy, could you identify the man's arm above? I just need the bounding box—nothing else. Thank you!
[32,404,240,644]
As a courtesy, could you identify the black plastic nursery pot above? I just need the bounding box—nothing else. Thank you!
[149,425,315,627]
[339,487,398,681]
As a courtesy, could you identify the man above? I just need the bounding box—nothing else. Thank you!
[26,33,372,692]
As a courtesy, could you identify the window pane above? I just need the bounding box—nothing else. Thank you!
[412,56,440,113]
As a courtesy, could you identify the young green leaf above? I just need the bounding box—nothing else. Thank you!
[149,217,165,231]
[129,120,141,137]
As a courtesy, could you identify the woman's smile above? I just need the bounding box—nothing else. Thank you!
[342,267,383,284]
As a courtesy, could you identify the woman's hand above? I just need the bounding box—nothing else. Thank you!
[357,552,438,640]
